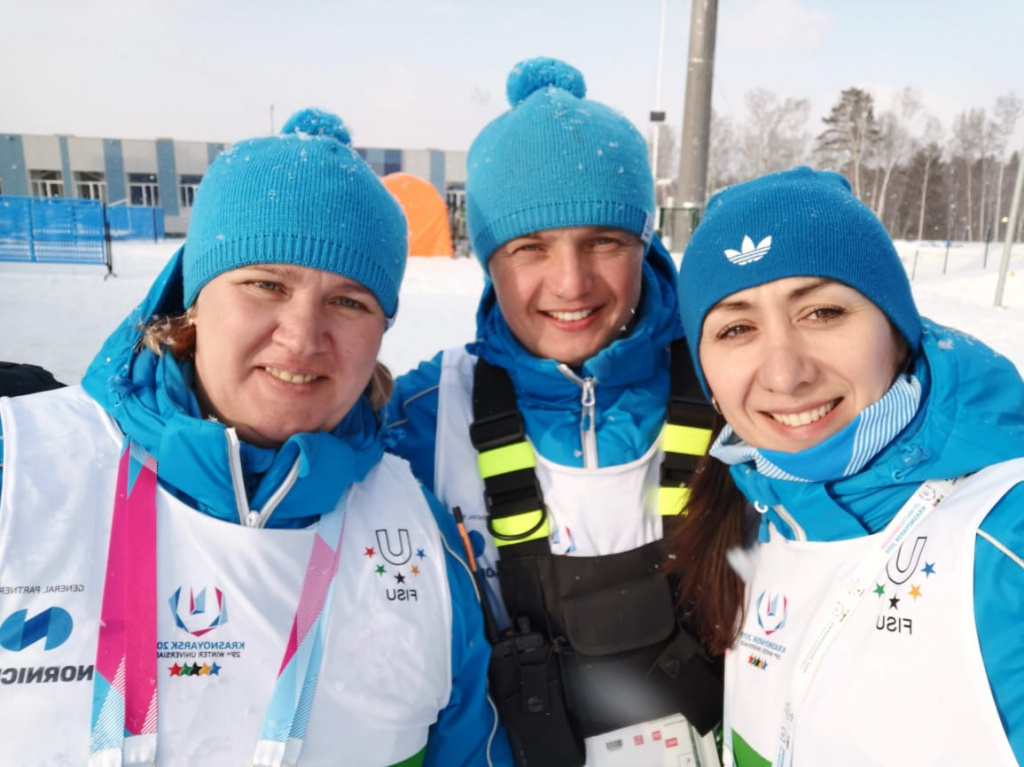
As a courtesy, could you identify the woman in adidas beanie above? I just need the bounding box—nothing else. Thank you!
[672,166,1024,766]
[0,108,511,766]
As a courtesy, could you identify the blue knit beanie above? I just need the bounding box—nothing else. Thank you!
[466,57,656,266]
[183,108,407,318]
[678,166,922,392]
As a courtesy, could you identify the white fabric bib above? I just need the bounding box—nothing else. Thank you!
[434,347,666,624]
[0,387,452,767]
[726,458,1024,767]
[433,347,719,767]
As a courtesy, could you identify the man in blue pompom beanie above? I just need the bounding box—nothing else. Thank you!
[385,58,722,767]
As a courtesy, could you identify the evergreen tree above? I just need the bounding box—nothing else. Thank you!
[816,87,880,199]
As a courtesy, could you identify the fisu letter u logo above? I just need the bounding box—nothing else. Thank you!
[375,528,412,566]
[0,607,74,651]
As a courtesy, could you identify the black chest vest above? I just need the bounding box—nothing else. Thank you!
[468,341,723,767]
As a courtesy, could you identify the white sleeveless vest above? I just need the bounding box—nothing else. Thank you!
[434,347,666,627]
[725,459,1024,767]
[0,386,452,767]
[433,347,720,767]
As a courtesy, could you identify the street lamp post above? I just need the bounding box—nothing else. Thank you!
[650,0,669,187]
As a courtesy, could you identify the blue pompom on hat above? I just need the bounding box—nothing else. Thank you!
[677,166,922,392]
[183,107,407,318]
[466,57,656,266]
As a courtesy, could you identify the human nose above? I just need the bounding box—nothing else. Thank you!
[756,327,815,395]
[550,245,591,299]
[273,297,326,356]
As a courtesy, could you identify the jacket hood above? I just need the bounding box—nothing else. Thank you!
[731,320,1024,541]
[83,246,384,526]
[468,236,683,465]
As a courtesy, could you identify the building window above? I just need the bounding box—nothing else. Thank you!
[383,149,402,176]
[445,184,465,211]
[128,173,160,207]
[75,171,107,203]
[179,174,202,208]
[30,170,64,198]
[446,184,467,245]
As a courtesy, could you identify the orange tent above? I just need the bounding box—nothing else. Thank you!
[382,172,453,258]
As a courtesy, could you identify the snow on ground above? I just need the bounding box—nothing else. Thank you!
[1,240,1022,387]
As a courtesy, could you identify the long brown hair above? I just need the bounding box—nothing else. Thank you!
[670,416,750,655]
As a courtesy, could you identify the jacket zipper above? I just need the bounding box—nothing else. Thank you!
[556,364,598,468]
[225,428,302,528]
[772,503,807,541]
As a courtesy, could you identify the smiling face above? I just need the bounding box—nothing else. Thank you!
[487,226,645,366]
[698,277,906,453]
[192,264,386,448]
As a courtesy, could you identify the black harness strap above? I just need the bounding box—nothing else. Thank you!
[471,358,550,559]
[660,340,716,537]
[470,344,714,547]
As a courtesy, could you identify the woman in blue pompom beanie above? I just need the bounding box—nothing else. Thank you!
[0,108,511,767]
[673,166,1024,766]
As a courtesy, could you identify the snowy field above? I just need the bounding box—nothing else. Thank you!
[1,239,1022,387]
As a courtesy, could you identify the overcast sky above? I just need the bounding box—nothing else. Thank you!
[4,0,1022,153]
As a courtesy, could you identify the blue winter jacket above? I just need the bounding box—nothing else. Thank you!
[728,320,1024,759]
[0,247,511,767]
[385,235,684,483]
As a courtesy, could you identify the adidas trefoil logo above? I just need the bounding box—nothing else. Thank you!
[725,235,772,265]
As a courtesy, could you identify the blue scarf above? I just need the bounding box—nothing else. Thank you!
[710,374,922,482]
[86,345,384,529]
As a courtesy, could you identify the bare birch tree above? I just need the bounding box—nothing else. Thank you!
[952,108,986,240]
[874,88,921,226]
[916,117,944,241]
[990,93,1022,239]
[740,89,811,176]
[707,110,741,198]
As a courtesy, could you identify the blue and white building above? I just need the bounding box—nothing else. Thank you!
[0,132,467,236]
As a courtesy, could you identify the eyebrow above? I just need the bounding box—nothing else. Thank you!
[243,264,373,294]
[340,282,376,297]
[787,278,831,300]
[710,278,832,313]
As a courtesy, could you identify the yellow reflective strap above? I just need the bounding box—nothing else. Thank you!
[658,485,692,517]
[492,510,550,547]
[477,441,536,480]
[663,423,712,456]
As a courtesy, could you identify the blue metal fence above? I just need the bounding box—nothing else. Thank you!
[0,195,106,264]
[106,205,165,241]
[0,195,163,269]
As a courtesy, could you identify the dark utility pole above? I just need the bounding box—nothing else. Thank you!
[995,135,1024,307]
[674,0,718,252]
